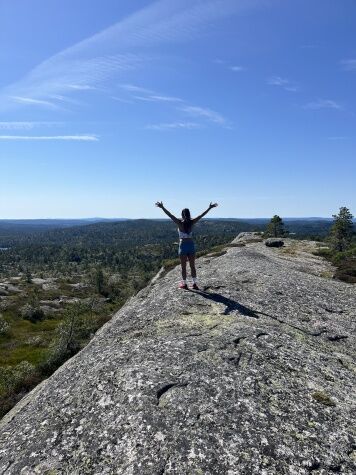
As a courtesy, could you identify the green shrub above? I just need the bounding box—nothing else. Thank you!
[20,304,45,323]
[0,361,41,418]
[0,314,10,336]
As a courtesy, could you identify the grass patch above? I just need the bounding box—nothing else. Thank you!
[1,346,48,366]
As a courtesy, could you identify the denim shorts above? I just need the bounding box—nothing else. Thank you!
[178,240,196,256]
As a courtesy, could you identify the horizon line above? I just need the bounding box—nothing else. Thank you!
[0,216,337,221]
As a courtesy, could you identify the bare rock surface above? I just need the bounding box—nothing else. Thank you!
[0,237,355,474]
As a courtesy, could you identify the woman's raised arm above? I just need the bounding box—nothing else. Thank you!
[192,202,218,224]
[155,201,180,224]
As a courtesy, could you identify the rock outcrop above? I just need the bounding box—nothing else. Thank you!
[0,236,355,474]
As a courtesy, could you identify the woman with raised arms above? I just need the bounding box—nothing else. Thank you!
[155,202,218,289]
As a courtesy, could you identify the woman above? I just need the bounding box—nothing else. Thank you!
[155,201,218,290]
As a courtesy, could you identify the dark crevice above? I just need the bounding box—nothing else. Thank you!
[337,357,345,366]
[197,347,208,353]
[158,458,170,475]
[233,336,246,346]
[225,352,242,367]
[157,383,177,403]
[256,332,269,338]
[324,307,343,314]
[347,445,356,457]
[307,461,321,471]
[156,383,188,405]
[254,309,335,339]
[329,464,342,472]
[327,335,348,342]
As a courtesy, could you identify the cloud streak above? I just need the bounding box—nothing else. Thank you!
[180,105,226,124]
[0,0,264,111]
[0,121,62,130]
[10,96,59,109]
[0,135,99,141]
[118,83,228,127]
[267,76,298,92]
[145,121,201,130]
[340,59,356,71]
[230,65,246,72]
[303,99,342,111]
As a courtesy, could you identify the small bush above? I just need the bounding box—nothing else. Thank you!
[0,361,41,418]
[20,304,45,323]
[0,314,10,336]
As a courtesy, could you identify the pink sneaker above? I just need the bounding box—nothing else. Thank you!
[191,283,199,290]
[179,282,188,290]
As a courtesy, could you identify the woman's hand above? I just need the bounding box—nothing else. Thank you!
[209,202,218,209]
[155,201,164,208]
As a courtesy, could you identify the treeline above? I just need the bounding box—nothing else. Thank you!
[0,220,262,277]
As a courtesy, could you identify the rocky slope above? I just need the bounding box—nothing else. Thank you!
[0,236,355,475]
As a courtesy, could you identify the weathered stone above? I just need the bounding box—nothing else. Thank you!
[265,238,285,247]
[0,238,355,474]
[231,231,263,244]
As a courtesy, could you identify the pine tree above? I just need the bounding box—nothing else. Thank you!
[265,215,286,238]
[94,267,105,295]
[329,207,354,252]
[25,269,32,283]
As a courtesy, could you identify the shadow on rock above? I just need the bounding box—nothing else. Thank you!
[191,289,260,318]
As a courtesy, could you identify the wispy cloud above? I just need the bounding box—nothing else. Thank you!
[214,59,247,72]
[10,96,59,109]
[340,59,356,71]
[303,99,342,111]
[145,121,201,130]
[66,84,97,90]
[118,83,228,127]
[133,94,183,103]
[0,0,261,111]
[230,65,246,72]
[149,95,183,103]
[120,84,154,94]
[0,121,62,130]
[180,105,226,124]
[0,135,99,141]
[267,76,298,92]
[111,96,134,104]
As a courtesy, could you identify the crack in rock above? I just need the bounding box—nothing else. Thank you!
[156,383,188,406]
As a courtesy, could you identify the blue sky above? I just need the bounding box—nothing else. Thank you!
[0,0,355,219]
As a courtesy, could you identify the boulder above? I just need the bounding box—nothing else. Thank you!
[265,238,284,247]
[231,232,263,244]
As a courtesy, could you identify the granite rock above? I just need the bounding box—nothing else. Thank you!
[0,239,355,475]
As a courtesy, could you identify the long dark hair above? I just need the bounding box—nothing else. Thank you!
[181,208,192,233]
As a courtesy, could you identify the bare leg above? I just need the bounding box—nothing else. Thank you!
[180,255,188,280]
[188,254,197,278]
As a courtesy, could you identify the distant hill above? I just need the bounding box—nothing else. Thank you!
[0,217,354,242]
